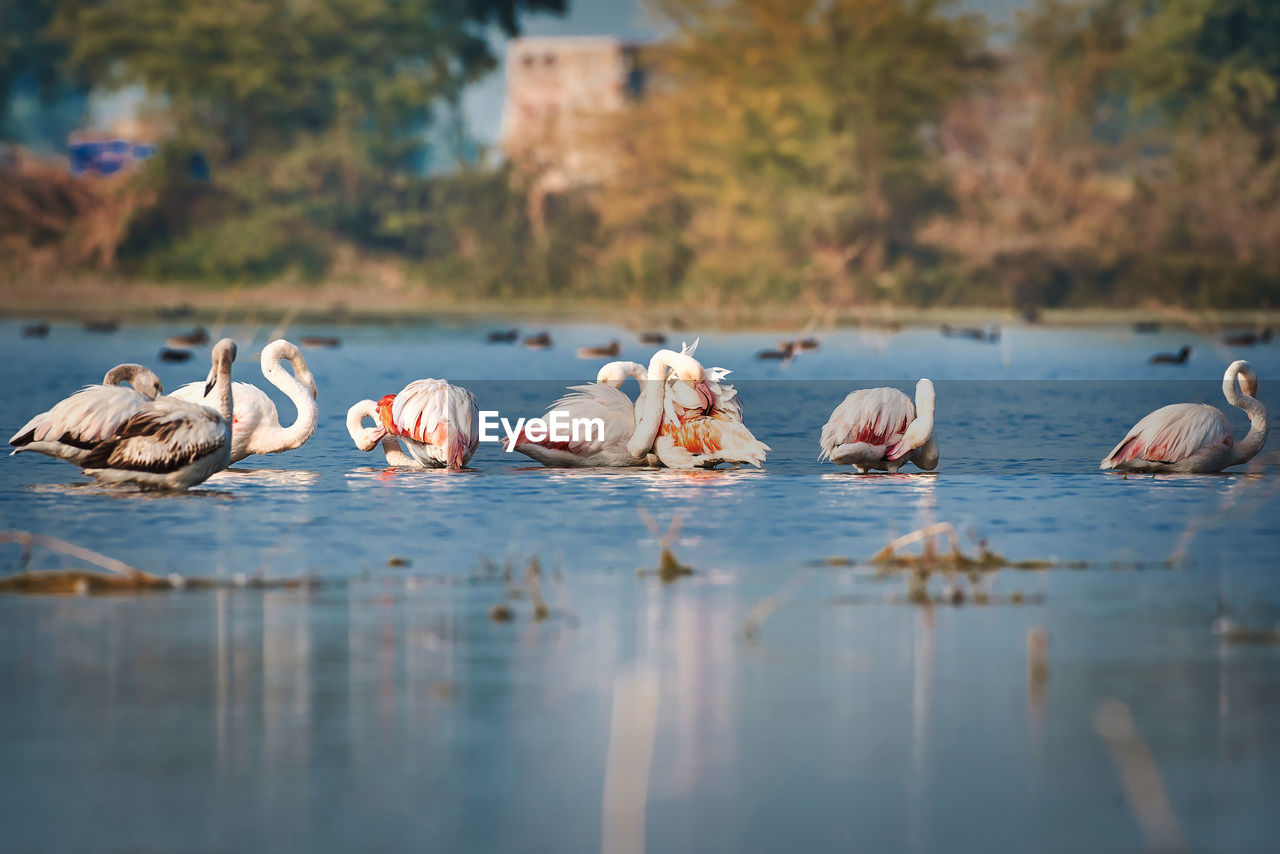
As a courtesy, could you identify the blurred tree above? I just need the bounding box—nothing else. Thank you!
[0,0,85,139]
[1127,0,1280,143]
[590,0,987,305]
[44,0,564,279]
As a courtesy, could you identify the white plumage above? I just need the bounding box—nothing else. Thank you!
[79,339,239,490]
[1101,360,1267,473]
[348,379,479,468]
[9,364,164,465]
[651,350,769,469]
[170,338,318,463]
[509,381,645,466]
[819,380,937,473]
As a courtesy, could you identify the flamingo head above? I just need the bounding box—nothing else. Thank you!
[345,399,388,451]
[103,364,163,398]
[204,339,238,395]
[596,361,645,388]
[446,433,470,469]
[293,358,318,400]
[1239,362,1258,398]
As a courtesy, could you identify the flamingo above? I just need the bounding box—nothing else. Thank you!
[346,379,479,468]
[1101,359,1268,473]
[819,379,938,473]
[169,338,318,463]
[9,364,165,464]
[79,339,238,490]
[506,352,699,467]
[641,347,768,469]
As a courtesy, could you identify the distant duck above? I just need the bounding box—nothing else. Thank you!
[80,339,238,490]
[21,321,49,338]
[165,326,209,348]
[158,348,193,363]
[300,335,341,349]
[10,364,164,465]
[1151,345,1191,365]
[757,341,796,361]
[486,328,519,343]
[524,331,552,350]
[638,331,667,345]
[83,320,119,333]
[1223,328,1272,346]
[1133,321,1162,334]
[577,340,621,359]
[941,324,999,342]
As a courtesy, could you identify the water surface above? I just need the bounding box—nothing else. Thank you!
[1,320,1277,853]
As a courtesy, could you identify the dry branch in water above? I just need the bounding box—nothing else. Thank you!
[637,509,693,582]
[0,530,160,584]
[0,530,315,595]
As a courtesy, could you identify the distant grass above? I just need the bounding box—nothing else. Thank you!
[1,276,1272,330]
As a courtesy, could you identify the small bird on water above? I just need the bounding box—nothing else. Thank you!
[1150,345,1191,365]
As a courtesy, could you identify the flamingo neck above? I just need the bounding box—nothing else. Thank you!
[627,353,678,459]
[213,368,234,422]
[346,400,385,451]
[258,342,319,452]
[913,380,936,437]
[380,434,415,466]
[1224,366,1268,467]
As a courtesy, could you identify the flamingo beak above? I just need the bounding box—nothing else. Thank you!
[448,436,468,469]
[203,368,216,398]
[696,381,714,414]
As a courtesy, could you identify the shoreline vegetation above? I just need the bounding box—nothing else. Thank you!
[3,1,1279,316]
[0,277,1271,330]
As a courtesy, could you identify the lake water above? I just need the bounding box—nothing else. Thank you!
[1,318,1278,853]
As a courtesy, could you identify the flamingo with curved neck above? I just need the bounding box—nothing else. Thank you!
[819,378,938,473]
[345,379,479,468]
[627,349,711,461]
[170,338,318,463]
[80,339,237,490]
[1102,359,1267,473]
[102,364,164,398]
[9,363,165,464]
[346,399,417,466]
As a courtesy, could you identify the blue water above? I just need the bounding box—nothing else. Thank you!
[1,319,1277,853]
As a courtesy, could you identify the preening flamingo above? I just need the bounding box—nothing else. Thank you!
[346,379,479,468]
[819,379,938,473]
[9,364,164,464]
[507,353,689,467]
[1101,359,1268,473]
[79,339,238,490]
[636,346,768,469]
[170,338,318,463]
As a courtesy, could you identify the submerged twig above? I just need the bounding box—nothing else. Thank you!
[741,569,813,640]
[637,509,693,582]
[1094,701,1187,853]
[0,530,160,584]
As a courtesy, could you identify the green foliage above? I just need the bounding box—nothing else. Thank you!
[5,0,1280,307]
[590,0,988,304]
[1127,0,1280,136]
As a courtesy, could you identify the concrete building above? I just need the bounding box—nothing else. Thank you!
[500,36,645,194]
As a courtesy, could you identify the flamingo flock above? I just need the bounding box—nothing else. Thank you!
[6,331,1271,490]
